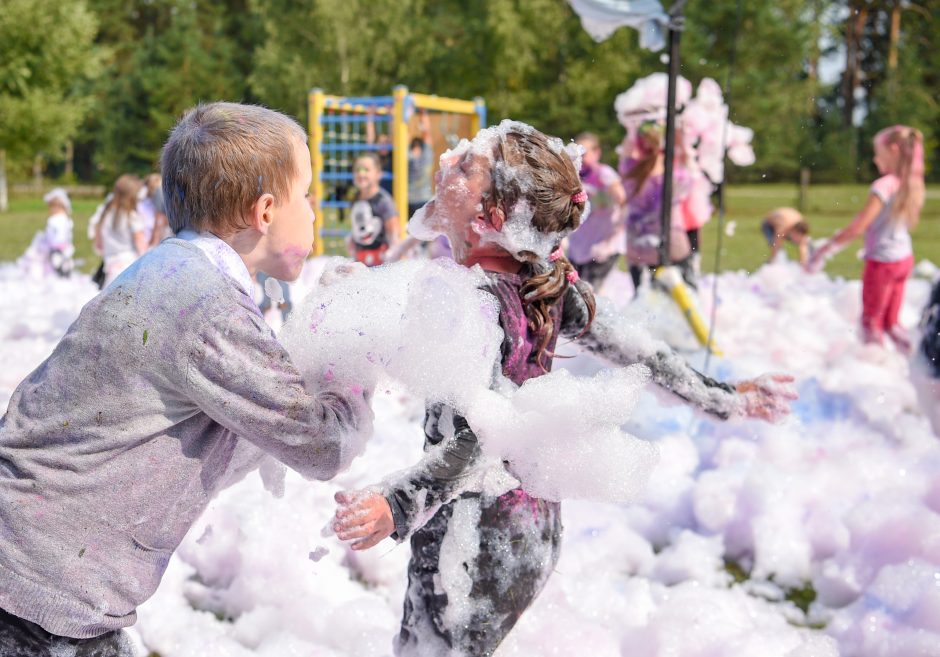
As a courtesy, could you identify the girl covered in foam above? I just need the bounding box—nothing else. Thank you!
[332,120,797,657]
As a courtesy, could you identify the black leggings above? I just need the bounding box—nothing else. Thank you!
[0,607,133,657]
[687,228,700,253]
[396,490,562,657]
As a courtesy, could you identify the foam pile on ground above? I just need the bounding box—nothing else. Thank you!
[2,256,939,656]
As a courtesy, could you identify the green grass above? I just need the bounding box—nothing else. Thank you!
[703,183,940,279]
[4,184,939,279]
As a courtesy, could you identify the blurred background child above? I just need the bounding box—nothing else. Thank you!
[43,188,75,276]
[620,120,694,291]
[347,153,400,266]
[566,132,627,290]
[408,109,434,219]
[912,277,940,436]
[808,125,925,350]
[94,174,148,287]
[761,207,811,265]
[18,188,75,278]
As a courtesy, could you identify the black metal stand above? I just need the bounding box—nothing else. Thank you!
[658,1,687,267]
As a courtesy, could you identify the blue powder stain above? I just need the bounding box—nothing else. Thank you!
[791,378,854,424]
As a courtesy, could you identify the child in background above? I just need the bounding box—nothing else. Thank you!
[94,174,148,287]
[621,120,694,291]
[43,187,75,276]
[347,153,400,266]
[408,110,434,219]
[566,132,628,289]
[912,278,940,436]
[808,125,925,350]
[0,103,372,656]
[143,173,171,246]
[332,121,796,657]
[762,207,811,265]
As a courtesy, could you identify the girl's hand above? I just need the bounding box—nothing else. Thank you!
[332,490,394,550]
[805,239,838,274]
[735,374,798,423]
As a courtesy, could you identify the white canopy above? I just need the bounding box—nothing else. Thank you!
[567,0,668,50]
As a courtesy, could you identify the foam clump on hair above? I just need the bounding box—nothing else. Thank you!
[408,119,578,262]
[281,259,656,503]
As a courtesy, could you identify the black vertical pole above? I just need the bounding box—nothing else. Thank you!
[659,4,685,268]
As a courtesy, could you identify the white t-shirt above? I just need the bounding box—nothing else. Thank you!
[44,212,73,250]
[864,174,911,263]
[101,208,145,260]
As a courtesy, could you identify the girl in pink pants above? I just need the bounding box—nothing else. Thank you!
[809,125,925,350]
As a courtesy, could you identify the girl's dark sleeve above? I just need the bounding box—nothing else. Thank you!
[382,411,483,541]
[560,286,740,419]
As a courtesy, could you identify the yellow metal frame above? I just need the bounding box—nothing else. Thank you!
[309,89,325,256]
[308,86,486,250]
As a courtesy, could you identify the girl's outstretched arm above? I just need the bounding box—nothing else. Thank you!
[560,287,796,421]
[806,193,883,272]
[333,409,482,549]
[831,193,884,246]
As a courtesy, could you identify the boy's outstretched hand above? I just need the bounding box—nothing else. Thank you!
[332,490,395,550]
[735,373,799,423]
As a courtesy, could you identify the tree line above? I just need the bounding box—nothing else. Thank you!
[1,0,937,210]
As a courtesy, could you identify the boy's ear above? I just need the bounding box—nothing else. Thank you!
[249,193,277,234]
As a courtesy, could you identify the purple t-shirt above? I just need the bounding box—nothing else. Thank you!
[865,174,911,263]
[621,159,692,266]
[567,164,626,264]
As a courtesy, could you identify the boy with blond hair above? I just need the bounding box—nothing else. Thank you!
[0,102,373,656]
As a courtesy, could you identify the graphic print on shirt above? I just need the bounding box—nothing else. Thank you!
[350,199,384,248]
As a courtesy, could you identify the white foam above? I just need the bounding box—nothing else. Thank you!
[4,256,939,657]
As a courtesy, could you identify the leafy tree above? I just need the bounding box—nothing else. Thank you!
[81,0,252,181]
[0,0,100,210]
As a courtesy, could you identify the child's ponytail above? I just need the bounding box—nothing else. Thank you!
[877,125,925,228]
[521,247,596,370]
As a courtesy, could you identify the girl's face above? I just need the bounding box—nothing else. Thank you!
[873,140,899,176]
[578,140,601,169]
[418,144,494,262]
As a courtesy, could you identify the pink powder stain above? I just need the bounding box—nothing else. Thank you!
[498,488,542,520]
[283,246,311,266]
[324,370,335,383]
[349,384,363,396]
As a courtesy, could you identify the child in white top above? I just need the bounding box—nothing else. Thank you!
[43,188,75,276]
[808,125,925,350]
[94,175,148,287]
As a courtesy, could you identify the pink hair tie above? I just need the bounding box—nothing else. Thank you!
[566,270,580,284]
[549,248,564,262]
[571,190,588,204]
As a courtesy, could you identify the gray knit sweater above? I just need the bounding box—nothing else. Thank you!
[0,238,367,638]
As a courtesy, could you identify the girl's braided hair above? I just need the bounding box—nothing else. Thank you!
[484,125,597,369]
